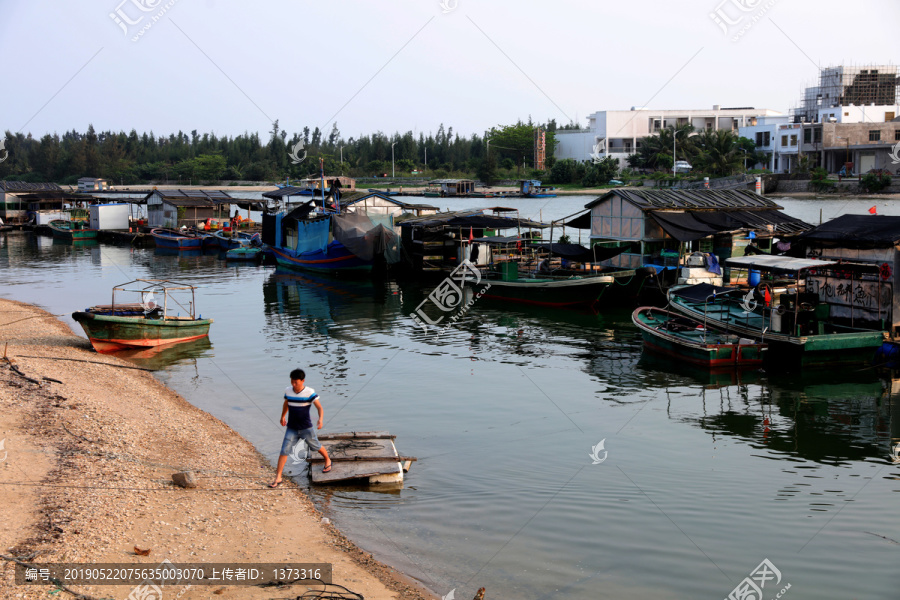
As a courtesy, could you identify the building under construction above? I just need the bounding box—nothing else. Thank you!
[791,65,899,123]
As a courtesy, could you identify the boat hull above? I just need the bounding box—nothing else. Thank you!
[632,307,766,368]
[72,312,212,353]
[150,229,203,249]
[268,243,372,274]
[471,276,612,308]
[49,221,98,241]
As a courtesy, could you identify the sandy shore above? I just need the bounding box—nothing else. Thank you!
[0,298,436,600]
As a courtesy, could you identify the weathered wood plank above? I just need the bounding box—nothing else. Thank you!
[310,461,402,484]
[317,431,394,440]
[307,456,417,463]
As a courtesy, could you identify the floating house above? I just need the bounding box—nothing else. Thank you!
[145,189,234,229]
[795,214,900,336]
[342,192,438,220]
[578,189,811,276]
[0,182,69,223]
[429,179,476,197]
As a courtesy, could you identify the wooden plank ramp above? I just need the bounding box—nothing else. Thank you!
[309,431,414,485]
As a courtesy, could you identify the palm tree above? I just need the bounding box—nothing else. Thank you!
[694,129,744,176]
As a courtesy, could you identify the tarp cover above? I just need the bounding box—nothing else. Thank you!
[332,213,400,264]
[650,209,811,242]
[649,212,720,242]
[798,214,900,248]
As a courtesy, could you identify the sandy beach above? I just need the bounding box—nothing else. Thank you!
[0,298,436,600]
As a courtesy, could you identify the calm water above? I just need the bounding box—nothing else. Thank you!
[2,196,899,599]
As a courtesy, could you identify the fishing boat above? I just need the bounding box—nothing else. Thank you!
[519,179,557,198]
[48,219,98,241]
[225,246,263,261]
[150,228,203,250]
[471,271,639,308]
[668,255,887,368]
[632,306,767,368]
[72,279,213,354]
[263,163,401,276]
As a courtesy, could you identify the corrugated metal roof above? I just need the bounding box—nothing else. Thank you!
[585,189,783,211]
[147,189,233,204]
[0,181,63,192]
[151,189,232,199]
[429,179,474,184]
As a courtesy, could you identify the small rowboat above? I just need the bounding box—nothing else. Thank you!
[72,279,213,353]
[150,228,203,250]
[49,220,98,241]
[225,246,263,261]
[632,306,767,368]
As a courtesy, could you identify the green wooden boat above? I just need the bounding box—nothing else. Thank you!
[632,306,766,368]
[72,279,212,354]
[668,255,886,368]
[49,219,98,241]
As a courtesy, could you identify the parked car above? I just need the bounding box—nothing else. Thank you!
[674,160,693,173]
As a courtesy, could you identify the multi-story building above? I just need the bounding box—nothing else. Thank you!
[554,106,782,166]
[739,65,900,174]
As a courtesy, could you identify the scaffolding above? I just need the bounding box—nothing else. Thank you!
[790,64,899,123]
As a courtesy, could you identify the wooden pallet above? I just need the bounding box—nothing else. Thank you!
[308,431,415,485]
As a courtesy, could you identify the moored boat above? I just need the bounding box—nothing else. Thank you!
[48,219,98,241]
[150,228,203,250]
[72,279,213,353]
[225,246,263,261]
[632,306,767,368]
[668,255,887,368]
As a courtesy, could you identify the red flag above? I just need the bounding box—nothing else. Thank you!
[469,226,474,243]
[869,206,877,215]
[764,287,771,307]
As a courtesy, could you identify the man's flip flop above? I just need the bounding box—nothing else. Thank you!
[322,464,333,473]
[268,480,282,488]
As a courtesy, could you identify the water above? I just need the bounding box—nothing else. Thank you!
[2,196,899,599]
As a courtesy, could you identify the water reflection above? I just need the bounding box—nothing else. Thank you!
[111,336,214,371]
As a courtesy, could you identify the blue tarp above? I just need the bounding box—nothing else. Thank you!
[295,218,331,253]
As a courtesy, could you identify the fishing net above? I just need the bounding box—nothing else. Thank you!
[332,212,400,264]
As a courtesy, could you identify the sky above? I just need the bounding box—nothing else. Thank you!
[1,0,898,141]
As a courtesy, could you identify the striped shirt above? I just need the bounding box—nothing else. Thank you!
[284,385,319,430]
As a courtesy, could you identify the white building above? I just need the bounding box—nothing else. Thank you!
[77,177,109,191]
[555,106,783,166]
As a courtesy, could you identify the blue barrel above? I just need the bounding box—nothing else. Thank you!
[749,269,761,286]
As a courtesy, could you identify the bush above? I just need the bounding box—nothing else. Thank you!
[861,173,892,193]
[809,167,835,193]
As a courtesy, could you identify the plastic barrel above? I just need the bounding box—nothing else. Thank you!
[749,269,761,287]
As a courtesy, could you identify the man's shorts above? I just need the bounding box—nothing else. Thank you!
[280,427,322,456]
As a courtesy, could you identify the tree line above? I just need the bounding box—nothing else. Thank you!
[0,118,573,185]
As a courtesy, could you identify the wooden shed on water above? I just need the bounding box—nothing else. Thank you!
[578,189,811,273]
[145,189,234,229]
[429,179,476,197]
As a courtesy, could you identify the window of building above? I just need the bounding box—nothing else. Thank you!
[844,112,849,117]
[814,128,822,143]
[869,130,881,142]
[895,130,900,141]
[803,128,812,143]
[781,135,788,146]
[763,132,770,146]
[756,132,763,146]
[790,135,797,146]
[886,112,895,121]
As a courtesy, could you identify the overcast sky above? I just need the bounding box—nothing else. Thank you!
[1,0,897,141]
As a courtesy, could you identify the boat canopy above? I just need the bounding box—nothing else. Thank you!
[724,255,839,271]
[669,282,742,303]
